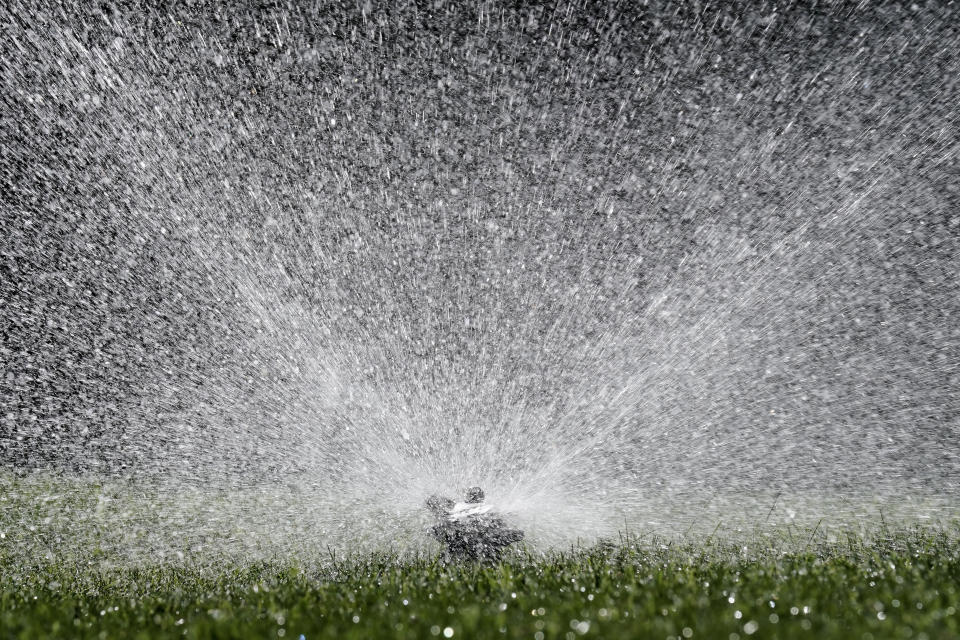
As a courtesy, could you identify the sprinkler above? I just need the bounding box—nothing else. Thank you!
[426,486,524,562]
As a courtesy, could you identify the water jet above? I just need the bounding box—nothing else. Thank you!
[1,1,957,566]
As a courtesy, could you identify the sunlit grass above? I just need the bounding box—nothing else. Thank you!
[3,521,959,639]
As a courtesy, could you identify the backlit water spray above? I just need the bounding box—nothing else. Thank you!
[2,2,958,564]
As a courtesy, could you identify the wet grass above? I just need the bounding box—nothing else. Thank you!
[2,526,959,639]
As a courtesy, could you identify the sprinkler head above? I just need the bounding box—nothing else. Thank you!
[426,494,455,517]
[465,486,484,503]
[426,488,524,563]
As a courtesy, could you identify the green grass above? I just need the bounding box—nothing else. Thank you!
[3,527,959,640]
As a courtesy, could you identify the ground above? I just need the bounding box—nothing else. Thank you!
[2,526,959,640]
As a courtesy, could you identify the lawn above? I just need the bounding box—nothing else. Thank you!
[2,524,959,639]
